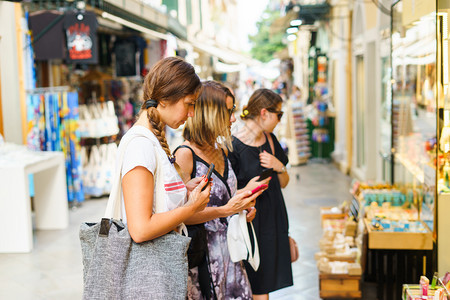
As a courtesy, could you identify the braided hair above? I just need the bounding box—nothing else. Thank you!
[140,57,202,164]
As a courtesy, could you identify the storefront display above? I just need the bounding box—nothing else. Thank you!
[26,88,83,203]
[389,0,450,286]
[284,100,311,165]
[305,84,335,160]
[402,272,450,300]
[25,3,156,201]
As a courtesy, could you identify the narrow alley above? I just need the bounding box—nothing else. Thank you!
[0,162,353,300]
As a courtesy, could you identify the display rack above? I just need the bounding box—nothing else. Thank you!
[285,100,311,165]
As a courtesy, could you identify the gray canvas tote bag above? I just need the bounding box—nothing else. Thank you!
[80,131,191,299]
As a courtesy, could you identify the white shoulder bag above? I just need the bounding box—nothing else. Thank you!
[227,210,260,271]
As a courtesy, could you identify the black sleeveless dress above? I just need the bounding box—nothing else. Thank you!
[229,133,293,294]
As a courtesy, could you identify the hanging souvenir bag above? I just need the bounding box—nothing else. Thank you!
[80,146,89,187]
[78,104,95,138]
[80,131,191,299]
[100,142,117,195]
[88,103,104,138]
[89,145,105,197]
[104,101,120,136]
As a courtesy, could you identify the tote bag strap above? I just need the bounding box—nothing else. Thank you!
[104,131,165,220]
[239,211,260,271]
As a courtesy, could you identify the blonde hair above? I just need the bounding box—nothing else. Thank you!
[183,81,234,151]
[140,57,202,160]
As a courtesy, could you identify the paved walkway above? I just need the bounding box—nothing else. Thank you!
[0,162,354,299]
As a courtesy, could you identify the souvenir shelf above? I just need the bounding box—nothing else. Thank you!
[285,100,311,165]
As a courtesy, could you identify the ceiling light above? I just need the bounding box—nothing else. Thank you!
[287,34,297,42]
[290,19,302,27]
[286,27,299,34]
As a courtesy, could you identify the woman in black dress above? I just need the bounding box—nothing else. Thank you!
[229,88,292,299]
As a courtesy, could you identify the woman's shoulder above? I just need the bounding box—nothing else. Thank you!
[174,142,195,161]
[122,125,158,145]
[231,134,244,147]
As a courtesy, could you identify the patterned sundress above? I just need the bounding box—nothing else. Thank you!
[174,145,252,300]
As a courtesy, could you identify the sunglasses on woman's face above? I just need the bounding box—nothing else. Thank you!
[267,108,284,121]
[228,104,236,116]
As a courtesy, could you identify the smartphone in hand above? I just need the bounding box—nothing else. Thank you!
[201,163,215,191]
[250,184,268,195]
[257,168,273,182]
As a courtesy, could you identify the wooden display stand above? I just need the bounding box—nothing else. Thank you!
[319,273,362,299]
[364,219,433,250]
[320,206,347,227]
[285,100,310,165]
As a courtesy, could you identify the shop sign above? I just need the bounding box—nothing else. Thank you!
[64,11,98,64]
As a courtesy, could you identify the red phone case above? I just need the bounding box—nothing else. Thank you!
[250,184,268,195]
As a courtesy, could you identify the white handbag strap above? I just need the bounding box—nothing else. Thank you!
[104,131,165,220]
[239,211,260,271]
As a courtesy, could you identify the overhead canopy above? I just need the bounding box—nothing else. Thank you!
[190,41,260,66]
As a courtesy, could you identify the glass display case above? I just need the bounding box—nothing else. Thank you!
[391,0,436,230]
[390,0,450,274]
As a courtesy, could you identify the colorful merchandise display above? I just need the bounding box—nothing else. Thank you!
[402,272,450,300]
[305,86,335,160]
[284,101,311,165]
[26,89,83,203]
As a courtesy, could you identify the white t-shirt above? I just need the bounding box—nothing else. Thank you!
[119,125,187,223]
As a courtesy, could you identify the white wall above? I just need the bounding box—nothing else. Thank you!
[0,2,22,144]
[329,1,350,173]
[350,1,388,182]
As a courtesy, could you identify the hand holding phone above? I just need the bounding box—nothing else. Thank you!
[201,163,215,192]
[257,168,273,182]
[250,184,268,195]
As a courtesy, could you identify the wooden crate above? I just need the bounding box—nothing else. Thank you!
[319,273,361,299]
[364,219,433,250]
[320,206,347,228]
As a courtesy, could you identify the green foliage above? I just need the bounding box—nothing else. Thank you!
[249,9,286,63]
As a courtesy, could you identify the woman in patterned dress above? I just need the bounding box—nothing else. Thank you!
[175,81,270,299]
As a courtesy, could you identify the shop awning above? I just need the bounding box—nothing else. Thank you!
[189,41,259,66]
[214,60,246,73]
[101,12,172,41]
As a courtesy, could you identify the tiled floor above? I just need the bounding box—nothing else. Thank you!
[0,162,354,299]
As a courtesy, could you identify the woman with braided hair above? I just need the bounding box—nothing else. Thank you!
[118,57,211,295]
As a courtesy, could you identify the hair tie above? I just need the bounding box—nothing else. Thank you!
[240,109,249,118]
[168,154,176,164]
[144,99,158,109]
